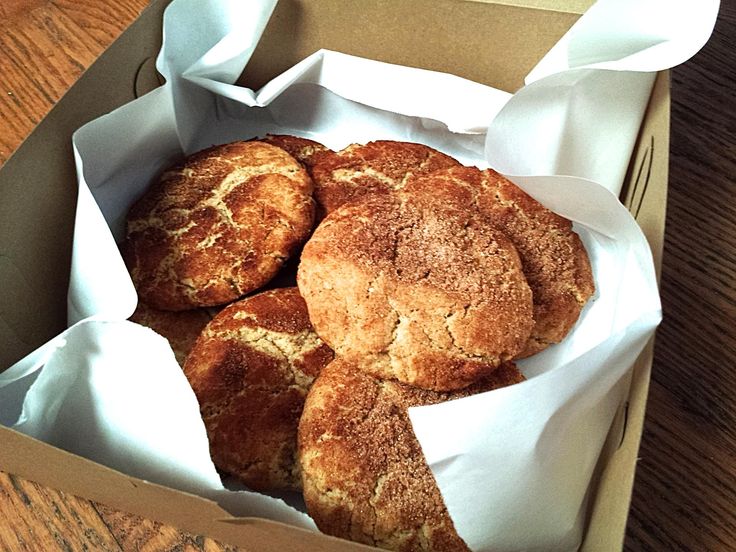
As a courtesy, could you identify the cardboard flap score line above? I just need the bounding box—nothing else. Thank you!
[465,0,591,15]
[134,56,166,99]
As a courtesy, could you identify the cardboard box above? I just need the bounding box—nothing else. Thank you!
[0,0,668,549]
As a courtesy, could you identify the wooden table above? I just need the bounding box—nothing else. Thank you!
[1,1,734,550]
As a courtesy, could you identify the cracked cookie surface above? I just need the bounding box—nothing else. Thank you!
[298,358,524,552]
[297,192,534,391]
[258,134,332,169]
[122,141,315,310]
[310,140,461,217]
[183,287,334,492]
[403,167,595,357]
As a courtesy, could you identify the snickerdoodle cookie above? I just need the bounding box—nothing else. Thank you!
[310,140,461,216]
[403,167,595,357]
[122,141,315,311]
[183,287,334,492]
[298,358,524,552]
[297,193,534,391]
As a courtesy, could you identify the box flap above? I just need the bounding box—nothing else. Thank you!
[241,0,583,93]
[0,423,383,550]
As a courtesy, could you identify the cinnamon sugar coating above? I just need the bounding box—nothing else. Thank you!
[298,358,524,552]
[297,192,534,391]
[258,134,332,168]
[123,141,315,310]
[310,140,461,217]
[183,288,334,492]
[403,167,595,356]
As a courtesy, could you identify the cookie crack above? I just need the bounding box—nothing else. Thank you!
[443,304,495,361]
[225,325,324,386]
[361,380,397,545]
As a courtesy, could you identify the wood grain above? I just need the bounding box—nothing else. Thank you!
[94,504,240,552]
[0,0,149,164]
[0,472,120,551]
[0,0,735,551]
[625,2,736,550]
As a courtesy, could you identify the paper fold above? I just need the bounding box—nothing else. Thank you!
[0,0,717,550]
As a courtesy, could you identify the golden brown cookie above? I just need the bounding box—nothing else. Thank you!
[310,140,461,217]
[299,358,524,552]
[258,134,332,168]
[403,167,595,357]
[297,192,534,391]
[129,303,212,366]
[183,287,334,492]
[122,141,315,311]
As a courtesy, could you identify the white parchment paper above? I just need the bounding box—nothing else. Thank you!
[0,0,718,550]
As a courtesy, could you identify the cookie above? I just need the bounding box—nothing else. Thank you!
[183,287,334,492]
[297,192,534,391]
[122,141,315,311]
[310,140,461,216]
[129,303,212,366]
[298,358,524,552]
[403,167,595,357]
[258,134,332,168]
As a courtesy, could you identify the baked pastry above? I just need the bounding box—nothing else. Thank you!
[183,287,334,492]
[258,134,332,168]
[403,167,595,357]
[299,358,524,552]
[310,140,461,216]
[129,303,212,366]
[122,141,315,311]
[297,192,534,391]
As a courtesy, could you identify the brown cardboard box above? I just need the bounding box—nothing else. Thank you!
[0,0,667,549]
